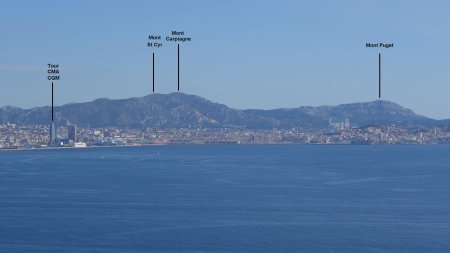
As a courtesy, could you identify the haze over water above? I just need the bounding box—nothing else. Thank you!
[1,145,450,252]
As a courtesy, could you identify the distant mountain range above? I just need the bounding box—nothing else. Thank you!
[0,92,446,129]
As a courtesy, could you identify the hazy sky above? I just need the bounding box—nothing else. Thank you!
[1,0,450,119]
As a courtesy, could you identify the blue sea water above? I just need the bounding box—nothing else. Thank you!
[1,145,450,252]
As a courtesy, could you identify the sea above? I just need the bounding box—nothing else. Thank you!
[1,145,450,252]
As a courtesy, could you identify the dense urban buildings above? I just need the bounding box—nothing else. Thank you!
[2,121,450,150]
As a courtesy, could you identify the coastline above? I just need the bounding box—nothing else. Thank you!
[0,142,444,152]
[0,143,168,152]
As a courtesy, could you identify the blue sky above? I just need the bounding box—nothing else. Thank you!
[1,0,450,118]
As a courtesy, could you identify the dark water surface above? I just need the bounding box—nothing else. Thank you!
[1,145,450,252]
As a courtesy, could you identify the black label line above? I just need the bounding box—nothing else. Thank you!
[51,82,54,121]
[378,53,381,98]
[178,44,180,91]
[153,53,155,93]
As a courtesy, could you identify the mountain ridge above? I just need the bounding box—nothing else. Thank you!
[0,92,443,129]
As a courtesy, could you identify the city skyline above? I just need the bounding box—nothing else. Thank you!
[1,1,450,119]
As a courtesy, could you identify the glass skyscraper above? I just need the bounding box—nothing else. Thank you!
[49,122,57,145]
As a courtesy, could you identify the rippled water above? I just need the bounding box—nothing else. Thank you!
[1,145,450,252]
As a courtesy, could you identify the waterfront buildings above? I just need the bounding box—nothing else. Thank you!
[2,123,450,149]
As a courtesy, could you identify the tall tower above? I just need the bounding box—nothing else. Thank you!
[49,82,57,145]
[344,118,350,130]
[68,124,77,143]
[49,122,57,145]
